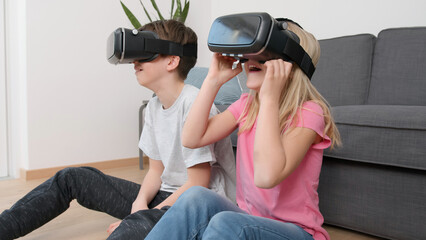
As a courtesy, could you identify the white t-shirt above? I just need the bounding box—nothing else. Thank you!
[139,84,236,202]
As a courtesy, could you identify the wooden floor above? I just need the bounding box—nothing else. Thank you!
[0,164,383,240]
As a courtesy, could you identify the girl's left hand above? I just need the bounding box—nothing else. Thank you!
[259,59,293,102]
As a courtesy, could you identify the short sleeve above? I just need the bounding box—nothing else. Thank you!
[227,93,249,121]
[295,101,331,149]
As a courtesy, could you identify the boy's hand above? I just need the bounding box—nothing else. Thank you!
[131,199,149,214]
[260,59,293,102]
[207,53,242,86]
[107,220,122,235]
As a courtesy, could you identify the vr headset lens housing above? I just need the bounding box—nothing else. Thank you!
[207,12,315,79]
[107,28,159,64]
[208,15,267,48]
[107,28,197,65]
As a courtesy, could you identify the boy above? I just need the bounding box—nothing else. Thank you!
[0,20,236,239]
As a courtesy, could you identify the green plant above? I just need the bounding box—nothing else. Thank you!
[120,0,190,29]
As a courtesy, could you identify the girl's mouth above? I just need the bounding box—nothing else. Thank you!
[248,64,262,72]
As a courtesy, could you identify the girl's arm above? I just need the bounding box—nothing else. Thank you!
[254,60,319,189]
[182,53,242,148]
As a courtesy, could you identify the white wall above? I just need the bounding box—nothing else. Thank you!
[5,0,28,177]
[0,0,8,177]
[23,0,154,171]
[4,0,426,176]
[210,0,426,39]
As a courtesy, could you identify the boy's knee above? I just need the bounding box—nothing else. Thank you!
[56,166,99,178]
[56,167,78,179]
[54,167,98,186]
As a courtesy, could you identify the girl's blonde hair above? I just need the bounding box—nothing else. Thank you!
[238,22,341,149]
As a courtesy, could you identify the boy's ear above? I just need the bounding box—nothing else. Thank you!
[166,55,181,71]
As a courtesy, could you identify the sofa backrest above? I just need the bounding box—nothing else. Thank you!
[367,27,426,106]
[312,34,375,106]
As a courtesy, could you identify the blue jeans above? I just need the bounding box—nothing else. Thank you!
[146,186,314,240]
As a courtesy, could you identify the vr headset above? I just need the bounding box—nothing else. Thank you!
[208,12,315,79]
[107,28,197,64]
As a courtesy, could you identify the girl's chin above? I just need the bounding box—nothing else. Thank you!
[245,82,261,92]
[245,75,262,90]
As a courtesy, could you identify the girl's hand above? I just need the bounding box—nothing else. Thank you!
[206,53,242,86]
[259,59,293,102]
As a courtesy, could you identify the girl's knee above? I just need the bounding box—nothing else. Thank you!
[179,186,211,202]
[203,212,244,239]
[209,211,241,226]
[172,186,217,212]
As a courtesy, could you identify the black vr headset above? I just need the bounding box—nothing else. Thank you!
[107,28,197,64]
[208,12,315,79]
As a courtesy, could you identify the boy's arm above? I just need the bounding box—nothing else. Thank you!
[131,158,164,213]
[153,162,211,209]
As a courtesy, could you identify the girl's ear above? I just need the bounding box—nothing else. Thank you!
[166,55,181,71]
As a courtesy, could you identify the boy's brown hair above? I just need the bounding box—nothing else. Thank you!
[140,20,197,80]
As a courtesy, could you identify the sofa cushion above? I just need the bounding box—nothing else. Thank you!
[318,157,426,240]
[367,27,426,105]
[312,34,375,106]
[325,105,426,170]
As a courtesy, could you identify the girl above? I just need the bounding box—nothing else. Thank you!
[146,20,340,240]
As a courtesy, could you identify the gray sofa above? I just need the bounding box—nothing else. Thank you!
[312,27,426,240]
[139,26,426,240]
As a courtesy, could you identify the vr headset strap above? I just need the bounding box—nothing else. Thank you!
[145,38,197,58]
[283,40,315,79]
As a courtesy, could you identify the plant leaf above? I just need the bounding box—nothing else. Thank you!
[176,0,182,13]
[173,0,181,21]
[180,1,189,23]
[120,1,142,29]
[170,0,175,19]
[150,0,165,20]
[138,0,153,22]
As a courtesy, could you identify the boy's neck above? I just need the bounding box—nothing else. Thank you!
[155,79,185,109]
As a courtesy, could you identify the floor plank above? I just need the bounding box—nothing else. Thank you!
[1,165,383,239]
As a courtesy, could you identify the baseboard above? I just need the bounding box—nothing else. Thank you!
[20,157,141,181]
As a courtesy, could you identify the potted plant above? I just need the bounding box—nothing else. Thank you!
[120,0,190,29]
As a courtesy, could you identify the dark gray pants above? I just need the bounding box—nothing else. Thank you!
[0,166,171,240]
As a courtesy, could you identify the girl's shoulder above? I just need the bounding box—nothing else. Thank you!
[294,101,326,130]
[239,93,250,103]
[301,101,324,116]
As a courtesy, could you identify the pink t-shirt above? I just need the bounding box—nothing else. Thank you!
[227,94,331,240]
